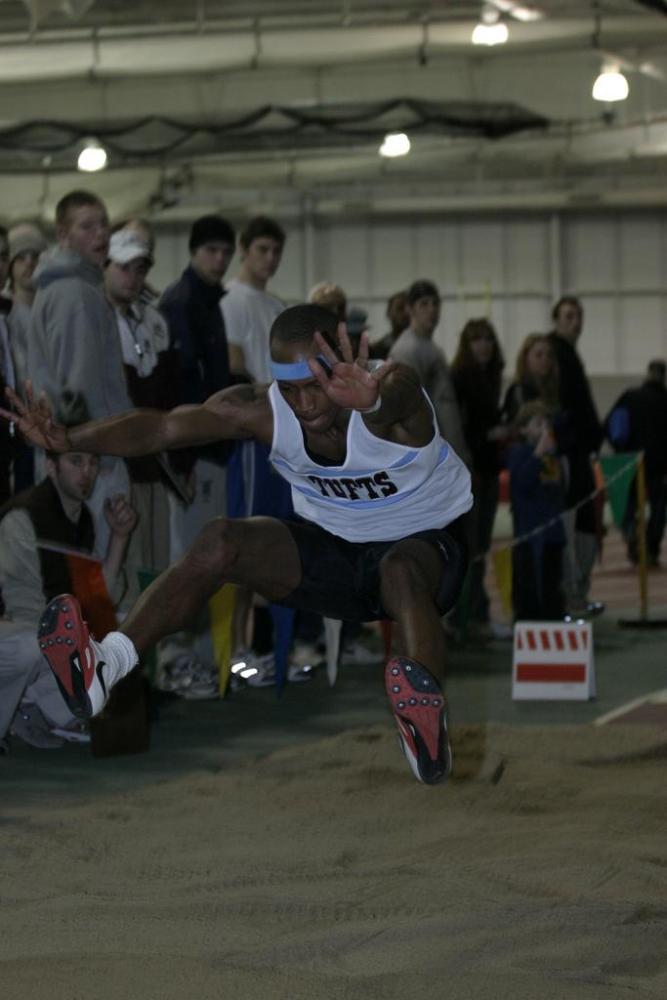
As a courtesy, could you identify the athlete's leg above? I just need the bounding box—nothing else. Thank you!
[121,516,302,654]
[38,517,303,719]
[379,538,448,682]
[379,536,463,784]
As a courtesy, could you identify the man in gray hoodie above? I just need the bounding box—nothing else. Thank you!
[389,279,470,467]
[27,190,133,552]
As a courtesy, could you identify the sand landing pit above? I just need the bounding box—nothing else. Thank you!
[2,723,666,999]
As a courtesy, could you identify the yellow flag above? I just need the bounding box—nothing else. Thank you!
[208,584,237,696]
[492,546,513,618]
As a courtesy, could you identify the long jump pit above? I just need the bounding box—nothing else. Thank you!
[1,716,666,1000]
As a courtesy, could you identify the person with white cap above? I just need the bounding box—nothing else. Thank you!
[7,222,47,389]
[105,228,181,579]
[27,189,133,555]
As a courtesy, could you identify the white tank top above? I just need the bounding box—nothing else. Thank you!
[268,381,472,542]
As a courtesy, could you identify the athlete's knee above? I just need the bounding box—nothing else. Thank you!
[187,517,240,580]
[380,549,429,602]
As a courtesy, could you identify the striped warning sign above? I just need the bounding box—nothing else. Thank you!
[512,621,595,701]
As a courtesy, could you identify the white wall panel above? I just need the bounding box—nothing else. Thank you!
[413,221,451,289]
[504,218,551,294]
[563,216,616,292]
[618,216,662,291]
[273,226,304,302]
[618,297,665,371]
[368,223,415,294]
[460,221,505,295]
[578,298,620,375]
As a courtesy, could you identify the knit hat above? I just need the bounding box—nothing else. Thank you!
[108,229,153,265]
[8,222,47,265]
[189,215,236,253]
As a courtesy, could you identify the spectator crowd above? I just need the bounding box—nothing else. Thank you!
[1,188,665,752]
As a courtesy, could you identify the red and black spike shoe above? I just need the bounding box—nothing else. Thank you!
[37,594,108,720]
[385,656,452,784]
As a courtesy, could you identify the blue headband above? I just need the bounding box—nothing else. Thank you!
[270,354,330,381]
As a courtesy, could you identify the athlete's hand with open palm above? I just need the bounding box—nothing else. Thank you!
[308,324,394,412]
[0,381,70,452]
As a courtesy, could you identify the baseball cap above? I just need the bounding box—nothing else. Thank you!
[108,229,153,266]
[8,222,47,264]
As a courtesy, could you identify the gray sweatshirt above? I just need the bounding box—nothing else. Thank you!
[389,327,470,467]
[27,248,132,419]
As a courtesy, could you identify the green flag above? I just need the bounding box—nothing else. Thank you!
[598,453,639,528]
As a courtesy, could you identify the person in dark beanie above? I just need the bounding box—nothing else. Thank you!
[157,215,236,693]
[160,214,236,410]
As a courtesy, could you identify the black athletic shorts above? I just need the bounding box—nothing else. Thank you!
[277,515,468,622]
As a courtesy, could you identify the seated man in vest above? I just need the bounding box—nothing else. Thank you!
[0,397,136,752]
[3,306,471,783]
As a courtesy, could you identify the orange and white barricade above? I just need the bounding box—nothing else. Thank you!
[512,621,596,701]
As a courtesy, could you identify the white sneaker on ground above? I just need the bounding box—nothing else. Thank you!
[181,664,219,700]
[341,639,381,666]
[231,650,314,687]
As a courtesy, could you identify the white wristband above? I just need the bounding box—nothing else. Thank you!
[358,396,382,415]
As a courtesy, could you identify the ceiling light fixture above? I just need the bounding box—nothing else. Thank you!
[379,132,411,158]
[77,137,108,172]
[592,64,629,103]
[472,6,509,46]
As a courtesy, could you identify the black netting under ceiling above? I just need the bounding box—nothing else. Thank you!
[0,99,549,172]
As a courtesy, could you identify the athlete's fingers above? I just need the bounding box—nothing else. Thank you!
[307,356,331,389]
[0,406,18,424]
[373,358,396,384]
[3,385,26,415]
[356,330,370,368]
[24,379,35,409]
[312,331,339,369]
[38,391,51,417]
[336,322,354,364]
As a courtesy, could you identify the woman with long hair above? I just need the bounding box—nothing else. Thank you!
[502,333,560,424]
[451,317,506,635]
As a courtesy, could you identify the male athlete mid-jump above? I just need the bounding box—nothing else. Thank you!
[2,304,472,784]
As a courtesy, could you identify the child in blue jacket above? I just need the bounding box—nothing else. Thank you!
[509,401,566,621]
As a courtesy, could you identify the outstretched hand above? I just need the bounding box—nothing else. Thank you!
[308,324,394,413]
[0,381,70,452]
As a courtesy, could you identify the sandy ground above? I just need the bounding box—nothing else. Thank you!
[2,721,666,1000]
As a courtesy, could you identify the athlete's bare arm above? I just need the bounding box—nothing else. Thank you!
[1,381,274,457]
[309,329,434,446]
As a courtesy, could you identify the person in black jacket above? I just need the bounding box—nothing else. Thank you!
[158,216,237,693]
[548,296,603,616]
[605,359,667,566]
[451,318,506,631]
